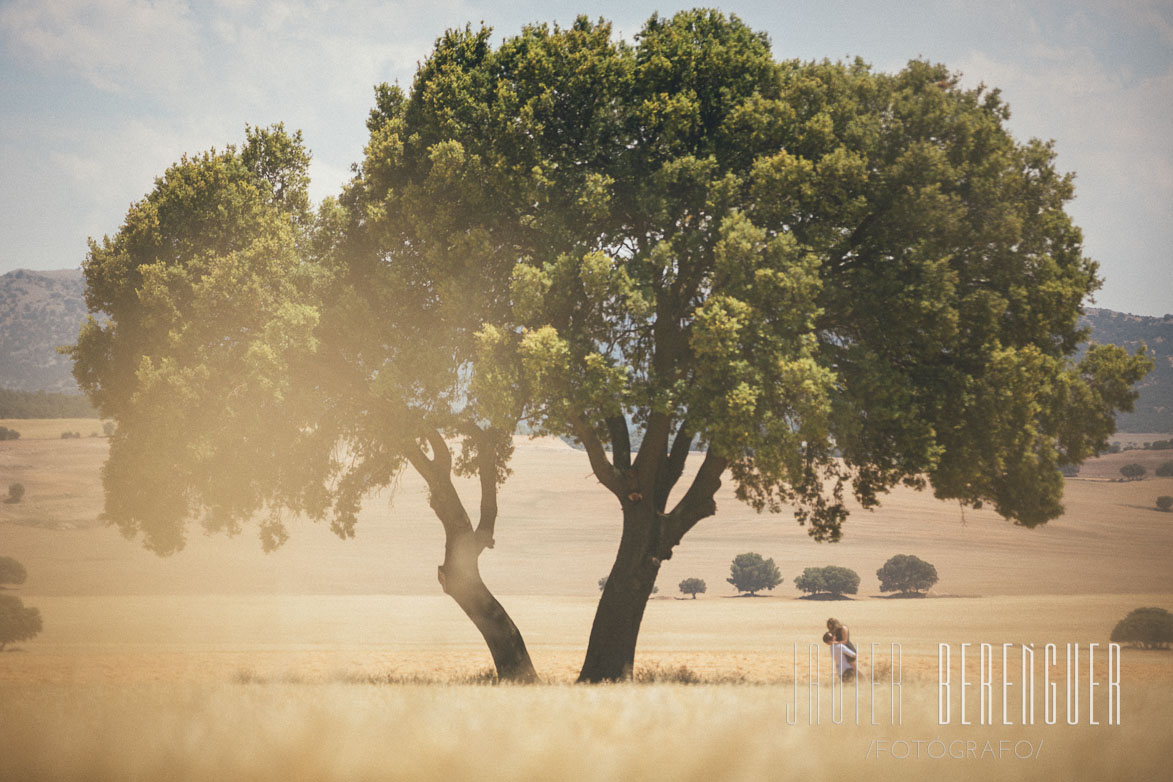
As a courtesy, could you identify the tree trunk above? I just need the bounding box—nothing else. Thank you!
[578,503,662,682]
[440,530,539,683]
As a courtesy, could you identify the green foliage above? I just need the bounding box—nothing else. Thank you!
[876,554,938,594]
[0,594,42,650]
[0,426,19,441]
[0,556,27,586]
[0,388,96,419]
[1155,461,1173,477]
[1120,463,1146,480]
[1144,439,1173,450]
[1157,496,1172,512]
[727,552,782,595]
[678,577,706,598]
[5,483,23,504]
[1110,607,1173,650]
[794,565,860,597]
[67,124,333,555]
[388,10,1152,543]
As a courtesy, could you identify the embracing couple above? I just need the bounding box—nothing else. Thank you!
[823,617,856,682]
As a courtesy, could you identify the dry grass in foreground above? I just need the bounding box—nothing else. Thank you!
[0,681,1169,782]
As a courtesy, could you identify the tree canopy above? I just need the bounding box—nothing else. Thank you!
[375,9,1149,680]
[70,123,537,681]
[678,577,706,598]
[876,554,939,595]
[727,552,782,595]
[0,557,27,586]
[1110,607,1173,650]
[794,566,860,597]
[0,594,41,651]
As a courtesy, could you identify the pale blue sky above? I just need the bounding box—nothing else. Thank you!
[1,0,1169,315]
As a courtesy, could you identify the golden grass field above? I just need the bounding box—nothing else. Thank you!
[2,427,1173,780]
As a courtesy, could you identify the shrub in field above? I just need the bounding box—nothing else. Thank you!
[6,483,24,504]
[0,426,19,440]
[1157,496,1173,512]
[1111,607,1173,649]
[877,554,939,595]
[0,556,27,587]
[1156,461,1173,477]
[0,594,42,651]
[794,566,860,598]
[678,577,706,599]
[1120,463,1146,480]
[727,553,782,595]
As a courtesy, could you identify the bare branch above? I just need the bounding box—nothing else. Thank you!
[570,414,624,496]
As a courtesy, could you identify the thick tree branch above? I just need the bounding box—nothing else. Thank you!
[570,414,624,496]
[421,425,452,475]
[633,411,671,492]
[659,449,728,559]
[474,425,499,551]
[654,420,693,512]
[607,415,631,472]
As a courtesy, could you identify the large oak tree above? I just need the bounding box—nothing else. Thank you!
[372,11,1150,681]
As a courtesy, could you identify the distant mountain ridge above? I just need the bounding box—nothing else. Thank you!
[0,269,87,393]
[1082,307,1171,433]
[1,269,1169,432]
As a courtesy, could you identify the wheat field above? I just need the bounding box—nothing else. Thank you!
[2,432,1173,780]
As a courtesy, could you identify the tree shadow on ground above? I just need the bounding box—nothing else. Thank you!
[796,594,855,601]
[872,593,928,599]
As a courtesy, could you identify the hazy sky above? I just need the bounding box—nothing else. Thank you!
[1,0,1169,315]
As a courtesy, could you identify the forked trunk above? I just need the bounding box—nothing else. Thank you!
[409,425,539,684]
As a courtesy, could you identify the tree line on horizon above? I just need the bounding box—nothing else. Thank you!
[64,10,1150,683]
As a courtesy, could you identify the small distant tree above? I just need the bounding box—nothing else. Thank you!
[0,426,20,441]
[679,577,707,599]
[727,553,782,596]
[877,554,939,595]
[1156,461,1173,477]
[598,576,608,592]
[0,594,42,651]
[1120,463,1146,481]
[0,557,28,587]
[1157,496,1173,512]
[1110,607,1173,650]
[795,566,860,598]
[6,483,24,504]
[1059,464,1080,477]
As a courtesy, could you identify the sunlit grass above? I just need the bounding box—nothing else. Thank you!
[1,680,1169,782]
